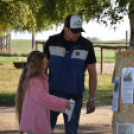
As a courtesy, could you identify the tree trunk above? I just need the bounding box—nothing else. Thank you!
[0,37,2,51]
[32,33,35,50]
[1,35,6,52]
[7,33,11,53]
[129,4,134,48]
[130,15,134,46]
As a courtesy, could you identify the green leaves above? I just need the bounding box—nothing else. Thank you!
[0,0,133,36]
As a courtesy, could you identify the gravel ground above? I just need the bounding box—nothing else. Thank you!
[96,63,115,74]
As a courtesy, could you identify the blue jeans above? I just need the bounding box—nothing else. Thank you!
[50,99,83,134]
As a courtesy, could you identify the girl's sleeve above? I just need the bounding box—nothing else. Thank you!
[30,78,68,113]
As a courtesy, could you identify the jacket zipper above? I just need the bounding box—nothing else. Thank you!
[77,73,80,91]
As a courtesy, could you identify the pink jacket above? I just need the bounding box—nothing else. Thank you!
[20,74,68,134]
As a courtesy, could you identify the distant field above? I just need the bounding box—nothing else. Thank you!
[95,50,116,62]
[0,39,126,105]
[0,63,114,104]
[0,51,116,63]
[11,40,126,52]
[11,40,44,54]
[0,40,125,63]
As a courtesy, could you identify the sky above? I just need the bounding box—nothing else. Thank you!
[11,16,130,41]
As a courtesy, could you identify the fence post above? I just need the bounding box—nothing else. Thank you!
[126,31,128,50]
[43,43,45,51]
[8,33,11,53]
[6,35,7,52]
[0,37,2,51]
[32,33,35,50]
[1,35,6,52]
[36,41,38,50]
[101,46,103,75]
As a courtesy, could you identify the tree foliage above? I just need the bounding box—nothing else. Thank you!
[0,0,134,36]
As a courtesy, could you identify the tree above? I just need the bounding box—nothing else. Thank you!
[100,0,134,46]
[0,0,134,46]
[0,0,111,34]
[0,0,40,35]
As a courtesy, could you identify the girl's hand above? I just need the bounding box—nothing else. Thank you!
[65,101,74,110]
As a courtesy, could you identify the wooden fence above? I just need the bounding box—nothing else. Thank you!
[35,40,129,74]
[0,33,11,52]
[93,42,129,74]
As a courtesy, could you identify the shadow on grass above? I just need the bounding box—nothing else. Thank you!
[0,94,15,106]
[53,124,112,134]
[0,90,113,106]
[83,89,113,104]
[0,124,112,134]
[104,57,115,59]
[0,130,19,133]
[96,90,113,104]
[0,53,28,57]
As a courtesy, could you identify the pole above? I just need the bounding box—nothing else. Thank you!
[126,31,128,50]
[32,33,35,50]
[101,46,103,75]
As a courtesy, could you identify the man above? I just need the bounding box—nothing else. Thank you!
[43,14,97,134]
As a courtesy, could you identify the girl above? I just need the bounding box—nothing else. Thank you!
[15,51,72,134]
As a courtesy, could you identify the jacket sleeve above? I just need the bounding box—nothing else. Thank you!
[30,78,68,113]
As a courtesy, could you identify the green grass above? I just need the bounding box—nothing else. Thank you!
[11,40,44,54]
[93,43,126,47]
[11,40,118,62]
[95,50,116,62]
[83,72,114,104]
[0,63,114,105]
[0,64,21,94]
[0,39,117,105]
[0,56,27,63]
[0,39,121,63]
[0,52,116,63]
[1,51,116,63]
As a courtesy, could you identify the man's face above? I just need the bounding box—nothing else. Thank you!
[64,26,81,42]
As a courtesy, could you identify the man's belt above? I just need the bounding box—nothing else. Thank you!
[67,93,82,100]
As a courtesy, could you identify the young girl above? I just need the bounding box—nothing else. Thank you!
[15,51,72,134]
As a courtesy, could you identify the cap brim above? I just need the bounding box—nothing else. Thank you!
[70,28,85,33]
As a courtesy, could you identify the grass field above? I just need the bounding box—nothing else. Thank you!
[0,51,116,63]
[0,63,114,105]
[11,40,44,54]
[95,50,116,62]
[0,39,118,105]
[2,39,118,63]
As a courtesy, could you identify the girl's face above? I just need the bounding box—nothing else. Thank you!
[41,57,47,74]
[30,57,47,75]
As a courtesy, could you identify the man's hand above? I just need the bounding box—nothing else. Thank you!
[86,100,95,114]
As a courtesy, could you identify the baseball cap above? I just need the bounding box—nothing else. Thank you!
[64,14,85,33]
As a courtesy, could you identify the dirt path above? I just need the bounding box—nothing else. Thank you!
[0,104,113,134]
[96,63,115,74]
[0,63,114,134]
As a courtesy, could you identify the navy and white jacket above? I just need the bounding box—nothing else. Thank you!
[44,31,96,99]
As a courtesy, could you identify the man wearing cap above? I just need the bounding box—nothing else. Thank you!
[43,14,97,134]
